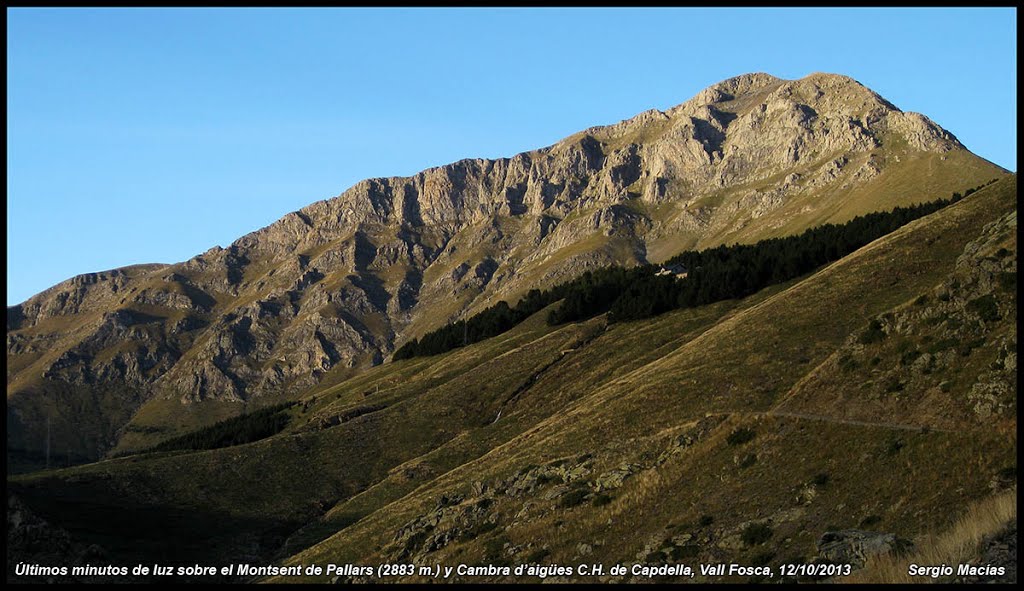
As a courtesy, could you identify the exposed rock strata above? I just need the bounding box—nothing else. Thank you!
[6,72,1003,463]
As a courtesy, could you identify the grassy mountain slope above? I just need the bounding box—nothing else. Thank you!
[9,175,1015,583]
[7,73,1008,471]
[262,175,1014,584]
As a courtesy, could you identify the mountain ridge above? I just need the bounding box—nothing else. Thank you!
[6,71,1007,468]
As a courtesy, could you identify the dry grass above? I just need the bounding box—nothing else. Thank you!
[845,487,1017,584]
[11,177,1017,582]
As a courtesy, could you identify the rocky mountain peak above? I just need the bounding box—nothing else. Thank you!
[7,72,1005,465]
[692,71,782,104]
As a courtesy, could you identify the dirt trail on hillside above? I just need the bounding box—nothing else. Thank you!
[721,409,955,433]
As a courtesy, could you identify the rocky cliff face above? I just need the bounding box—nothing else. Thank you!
[6,72,1005,464]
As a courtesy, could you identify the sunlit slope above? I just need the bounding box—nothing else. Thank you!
[7,73,1008,471]
[273,176,1016,583]
[9,177,1015,582]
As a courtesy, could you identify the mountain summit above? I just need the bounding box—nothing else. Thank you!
[6,72,1005,466]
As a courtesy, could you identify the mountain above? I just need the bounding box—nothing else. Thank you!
[6,72,1007,470]
[9,175,1016,583]
[271,175,1016,583]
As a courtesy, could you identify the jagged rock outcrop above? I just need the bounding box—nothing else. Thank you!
[955,521,1017,584]
[6,72,1006,465]
[816,529,913,569]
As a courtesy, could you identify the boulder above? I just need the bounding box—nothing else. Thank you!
[816,529,912,568]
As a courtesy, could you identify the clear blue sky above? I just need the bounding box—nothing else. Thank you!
[7,7,1017,305]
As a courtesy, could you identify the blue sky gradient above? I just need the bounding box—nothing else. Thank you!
[6,7,1017,304]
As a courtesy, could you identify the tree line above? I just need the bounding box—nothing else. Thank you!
[393,180,998,361]
[142,401,296,453]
